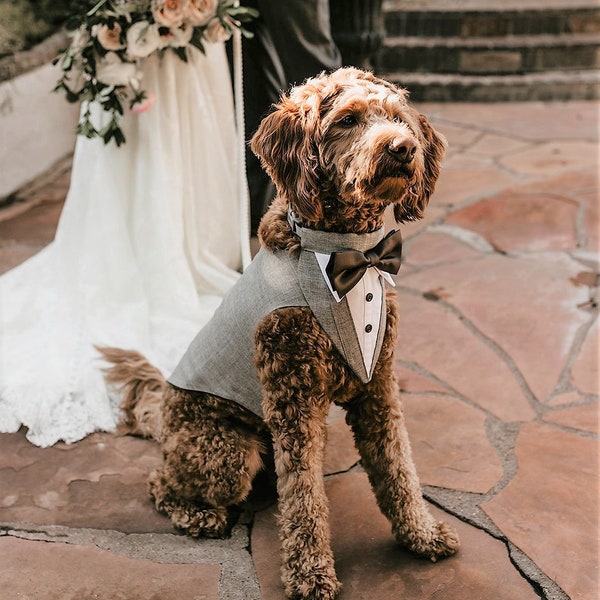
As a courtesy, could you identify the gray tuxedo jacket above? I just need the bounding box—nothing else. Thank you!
[168,225,388,418]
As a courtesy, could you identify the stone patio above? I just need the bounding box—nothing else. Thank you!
[0,99,598,599]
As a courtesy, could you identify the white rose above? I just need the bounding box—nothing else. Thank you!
[126,21,162,58]
[96,52,137,86]
[168,22,194,47]
[152,0,190,28]
[93,23,126,51]
[185,0,218,27]
[204,17,231,44]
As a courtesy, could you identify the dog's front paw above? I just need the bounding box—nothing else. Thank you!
[283,569,342,600]
[402,520,460,562]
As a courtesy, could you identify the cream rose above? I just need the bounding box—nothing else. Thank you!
[95,52,137,86]
[204,17,231,44]
[93,23,126,51]
[185,0,218,27]
[152,0,190,28]
[126,21,162,58]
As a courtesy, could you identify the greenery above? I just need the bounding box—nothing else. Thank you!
[54,1,258,145]
[0,0,73,57]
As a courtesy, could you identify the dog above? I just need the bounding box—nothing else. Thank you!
[100,67,459,600]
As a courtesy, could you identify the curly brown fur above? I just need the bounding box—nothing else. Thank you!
[100,68,458,600]
[251,67,447,234]
[98,346,270,538]
[254,307,346,598]
[98,346,165,439]
[258,196,300,255]
[149,387,269,538]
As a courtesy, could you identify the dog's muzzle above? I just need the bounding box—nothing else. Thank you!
[386,137,416,164]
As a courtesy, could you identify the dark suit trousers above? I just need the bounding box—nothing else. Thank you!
[239,0,342,233]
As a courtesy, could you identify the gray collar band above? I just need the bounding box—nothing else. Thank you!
[287,210,386,254]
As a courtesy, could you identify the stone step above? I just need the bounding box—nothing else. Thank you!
[378,0,600,100]
[383,0,600,38]
[386,69,600,102]
[379,33,600,75]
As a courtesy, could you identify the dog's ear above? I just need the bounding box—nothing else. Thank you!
[394,112,447,223]
[250,100,323,222]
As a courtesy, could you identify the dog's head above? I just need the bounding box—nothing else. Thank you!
[251,67,447,232]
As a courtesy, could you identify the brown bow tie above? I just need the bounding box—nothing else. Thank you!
[325,230,403,297]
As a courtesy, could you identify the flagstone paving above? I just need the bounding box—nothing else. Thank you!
[0,99,597,600]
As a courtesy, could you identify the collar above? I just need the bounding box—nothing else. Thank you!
[287,210,386,254]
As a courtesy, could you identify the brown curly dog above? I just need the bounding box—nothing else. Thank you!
[99,67,459,600]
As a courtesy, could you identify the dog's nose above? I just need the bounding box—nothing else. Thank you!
[386,137,416,163]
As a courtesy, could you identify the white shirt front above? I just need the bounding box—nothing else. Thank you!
[315,253,395,374]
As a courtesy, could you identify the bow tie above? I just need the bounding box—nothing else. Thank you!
[325,230,403,297]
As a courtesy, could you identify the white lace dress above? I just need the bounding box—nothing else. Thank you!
[0,44,246,447]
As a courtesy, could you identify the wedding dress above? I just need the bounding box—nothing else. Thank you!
[0,44,246,447]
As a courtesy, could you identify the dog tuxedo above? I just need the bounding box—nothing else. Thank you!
[168,218,401,418]
[101,69,460,593]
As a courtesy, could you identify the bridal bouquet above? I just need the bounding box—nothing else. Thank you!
[54,0,258,145]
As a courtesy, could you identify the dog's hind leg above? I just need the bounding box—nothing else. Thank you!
[148,467,233,538]
[150,391,267,538]
[344,373,459,561]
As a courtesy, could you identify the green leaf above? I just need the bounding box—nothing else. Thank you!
[129,89,147,109]
[173,46,188,63]
[113,127,126,147]
[76,117,98,139]
[87,0,110,18]
[189,33,205,54]
[227,7,259,18]
[99,120,115,139]
[98,116,125,147]
[60,53,74,70]
[65,89,82,103]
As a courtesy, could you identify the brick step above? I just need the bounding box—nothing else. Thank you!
[378,0,600,100]
[383,0,600,37]
[379,33,600,75]
[386,69,600,102]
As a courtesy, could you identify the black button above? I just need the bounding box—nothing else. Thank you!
[365,293,374,302]
[365,324,373,333]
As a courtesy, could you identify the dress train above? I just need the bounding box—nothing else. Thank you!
[0,44,243,447]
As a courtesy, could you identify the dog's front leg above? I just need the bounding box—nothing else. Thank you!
[256,309,341,600]
[345,374,459,562]
[267,400,340,600]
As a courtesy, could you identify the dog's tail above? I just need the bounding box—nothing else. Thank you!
[97,346,166,441]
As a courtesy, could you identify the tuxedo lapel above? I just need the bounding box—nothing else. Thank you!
[298,250,369,383]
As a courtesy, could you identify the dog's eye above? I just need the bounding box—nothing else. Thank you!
[392,115,403,124]
[338,114,358,127]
